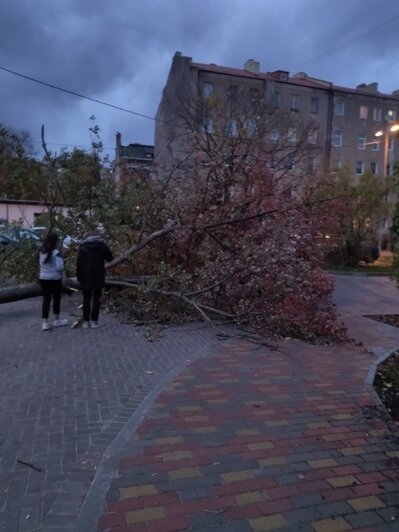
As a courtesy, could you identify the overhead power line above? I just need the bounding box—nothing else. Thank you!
[0,65,159,122]
[292,13,399,70]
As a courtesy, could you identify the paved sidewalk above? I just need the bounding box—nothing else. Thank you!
[0,294,221,532]
[92,276,399,532]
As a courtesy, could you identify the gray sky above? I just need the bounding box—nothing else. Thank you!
[1,0,398,159]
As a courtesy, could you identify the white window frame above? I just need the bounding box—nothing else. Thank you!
[388,137,394,152]
[370,162,378,175]
[334,99,345,116]
[310,97,319,114]
[359,105,368,119]
[225,119,237,137]
[288,127,297,142]
[373,108,382,121]
[333,159,341,171]
[386,110,396,122]
[356,161,364,175]
[308,129,318,144]
[202,117,213,134]
[291,94,299,111]
[372,140,380,151]
[270,130,279,141]
[332,129,342,147]
[201,82,213,98]
[357,134,366,150]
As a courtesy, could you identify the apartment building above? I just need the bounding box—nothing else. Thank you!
[114,132,154,184]
[155,52,399,179]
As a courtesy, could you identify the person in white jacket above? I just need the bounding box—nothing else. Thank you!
[39,232,68,331]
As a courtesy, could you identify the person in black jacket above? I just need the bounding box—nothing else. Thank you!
[76,234,113,328]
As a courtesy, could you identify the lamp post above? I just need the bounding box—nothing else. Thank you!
[374,121,399,252]
[374,123,399,177]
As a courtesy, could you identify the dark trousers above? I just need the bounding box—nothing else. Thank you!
[82,289,102,321]
[40,279,62,319]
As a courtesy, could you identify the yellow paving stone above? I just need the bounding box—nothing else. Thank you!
[332,414,353,420]
[308,458,338,469]
[178,406,202,412]
[222,470,254,483]
[183,415,209,422]
[249,513,287,531]
[126,507,165,524]
[339,446,365,456]
[369,428,390,436]
[311,516,352,532]
[307,422,330,428]
[155,436,184,445]
[235,490,268,505]
[121,484,158,499]
[168,467,202,480]
[192,426,217,433]
[326,475,358,488]
[265,420,289,427]
[305,396,325,402]
[321,433,346,441]
[348,495,385,512]
[258,456,288,467]
[247,441,274,451]
[236,429,261,436]
[162,450,192,462]
[386,450,399,458]
[207,399,229,404]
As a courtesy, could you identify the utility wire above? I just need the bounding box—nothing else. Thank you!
[0,65,159,122]
[292,13,399,69]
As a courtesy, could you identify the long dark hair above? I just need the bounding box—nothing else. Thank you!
[40,232,59,263]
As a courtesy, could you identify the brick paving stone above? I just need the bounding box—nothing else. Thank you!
[0,295,221,531]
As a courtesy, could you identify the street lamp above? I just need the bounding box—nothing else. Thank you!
[374,123,399,177]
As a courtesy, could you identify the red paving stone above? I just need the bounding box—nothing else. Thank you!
[96,335,399,531]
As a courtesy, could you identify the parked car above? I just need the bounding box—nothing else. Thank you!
[4,228,41,243]
[31,226,79,249]
[0,233,17,250]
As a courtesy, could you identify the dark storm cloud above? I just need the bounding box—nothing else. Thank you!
[0,0,398,153]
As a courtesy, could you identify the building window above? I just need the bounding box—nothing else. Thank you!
[386,110,396,122]
[245,118,257,136]
[357,134,366,149]
[250,88,259,100]
[228,85,238,101]
[356,161,364,175]
[272,91,281,108]
[225,119,237,137]
[310,97,319,114]
[373,108,382,121]
[308,129,318,144]
[269,154,276,169]
[270,130,279,141]
[201,82,213,98]
[285,154,294,170]
[202,117,213,134]
[291,94,299,111]
[370,162,378,175]
[288,127,297,142]
[389,137,394,151]
[332,129,342,147]
[334,99,345,116]
[333,159,341,171]
[372,140,380,151]
[308,156,316,172]
[359,105,368,119]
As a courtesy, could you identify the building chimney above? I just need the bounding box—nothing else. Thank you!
[356,82,378,93]
[244,59,260,74]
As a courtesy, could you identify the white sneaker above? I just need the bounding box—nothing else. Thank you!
[81,321,91,329]
[90,321,102,329]
[53,319,68,327]
[42,322,51,331]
